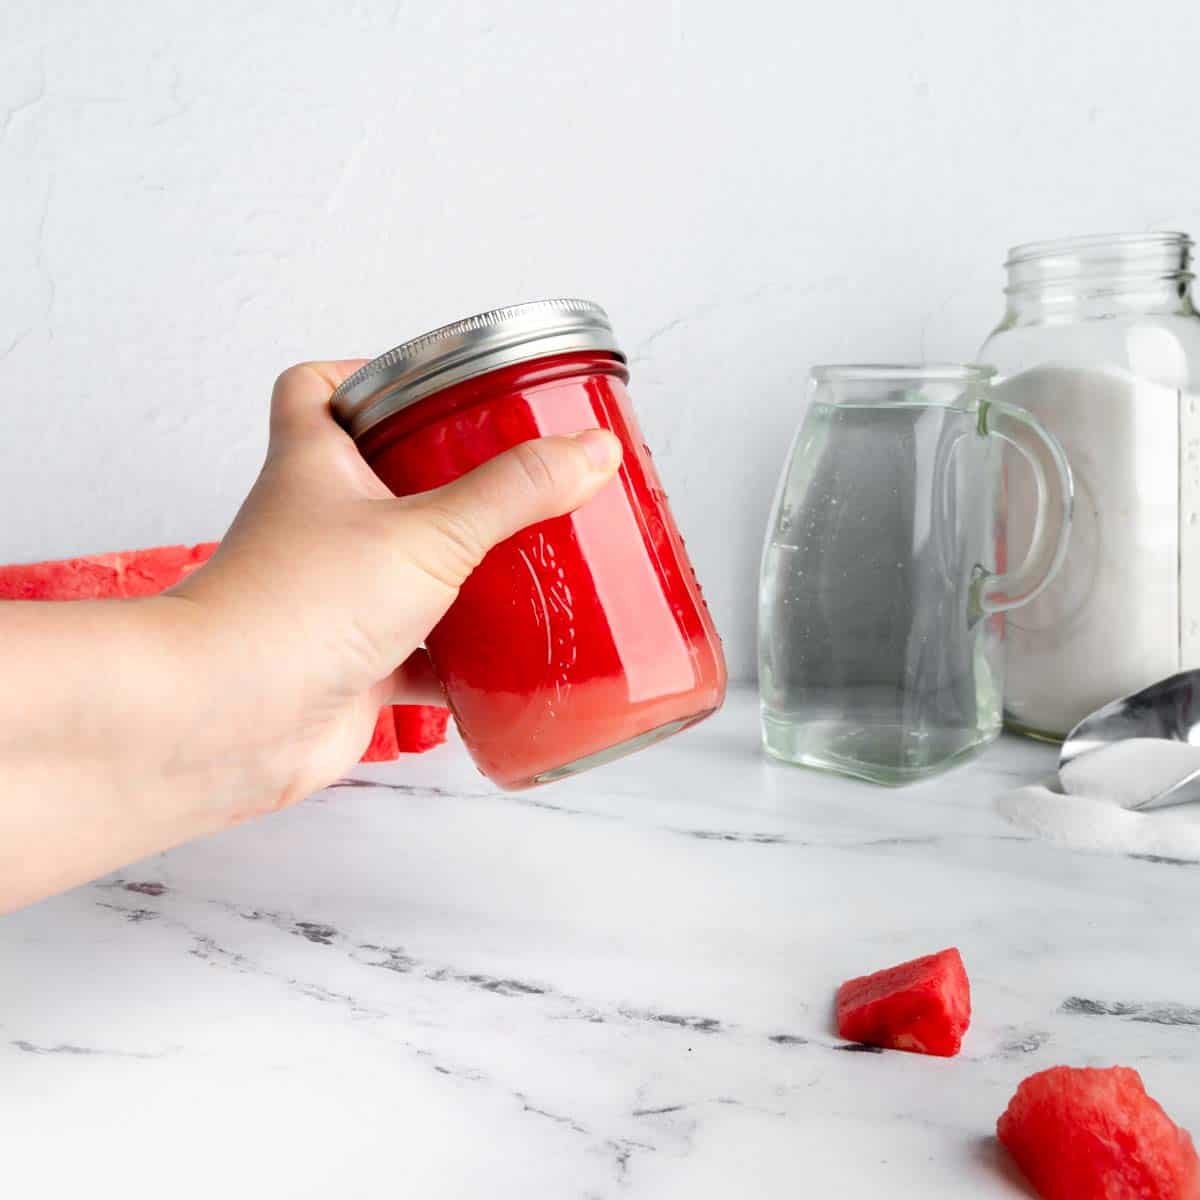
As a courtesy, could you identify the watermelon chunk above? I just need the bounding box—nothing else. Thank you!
[361,708,402,762]
[0,543,218,600]
[998,1065,1200,1200]
[0,544,450,761]
[836,947,971,1056]
[361,706,449,759]
[393,703,450,752]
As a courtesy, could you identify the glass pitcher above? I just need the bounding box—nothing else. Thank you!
[758,365,1073,784]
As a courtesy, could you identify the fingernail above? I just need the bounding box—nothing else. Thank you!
[571,429,622,472]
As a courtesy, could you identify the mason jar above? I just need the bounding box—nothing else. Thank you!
[979,232,1200,738]
[331,300,727,789]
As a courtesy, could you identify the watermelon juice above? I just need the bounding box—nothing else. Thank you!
[332,301,726,789]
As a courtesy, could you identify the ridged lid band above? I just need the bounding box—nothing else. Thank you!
[331,299,623,440]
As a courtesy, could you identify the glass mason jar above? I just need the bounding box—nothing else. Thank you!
[331,300,727,789]
[980,232,1200,739]
[758,365,1072,784]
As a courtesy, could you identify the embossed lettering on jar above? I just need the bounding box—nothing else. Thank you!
[332,300,727,789]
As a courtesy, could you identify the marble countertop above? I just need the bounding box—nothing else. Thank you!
[4,687,1199,1198]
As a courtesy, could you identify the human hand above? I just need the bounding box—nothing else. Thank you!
[0,359,623,913]
[168,359,622,821]
[0,358,619,910]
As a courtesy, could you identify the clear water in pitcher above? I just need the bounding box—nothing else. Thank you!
[758,398,1004,784]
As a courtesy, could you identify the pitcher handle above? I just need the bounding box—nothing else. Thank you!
[977,399,1074,614]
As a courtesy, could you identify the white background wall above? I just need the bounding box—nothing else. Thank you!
[2,0,1197,679]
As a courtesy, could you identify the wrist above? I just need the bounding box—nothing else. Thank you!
[128,592,284,831]
[87,595,237,837]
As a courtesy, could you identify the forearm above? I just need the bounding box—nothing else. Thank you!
[0,597,227,912]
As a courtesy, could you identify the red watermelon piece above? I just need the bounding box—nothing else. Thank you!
[115,543,220,596]
[360,706,449,759]
[362,708,402,762]
[0,544,449,761]
[998,1065,1200,1200]
[0,543,219,600]
[393,703,450,752]
[836,947,971,1057]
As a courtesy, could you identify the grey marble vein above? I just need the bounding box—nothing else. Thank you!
[11,1040,165,1060]
[1061,997,1200,1027]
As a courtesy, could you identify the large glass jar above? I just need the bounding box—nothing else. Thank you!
[979,232,1200,739]
[332,300,727,789]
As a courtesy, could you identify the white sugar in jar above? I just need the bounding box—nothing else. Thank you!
[980,233,1200,739]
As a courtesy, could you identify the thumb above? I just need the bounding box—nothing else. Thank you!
[412,430,623,573]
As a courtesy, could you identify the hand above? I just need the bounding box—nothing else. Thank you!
[0,359,621,912]
[171,359,623,819]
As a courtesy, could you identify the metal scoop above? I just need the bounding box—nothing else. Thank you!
[1059,670,1200,811]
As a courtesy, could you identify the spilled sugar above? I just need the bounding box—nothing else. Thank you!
[996,739,1200,861]
[996,782,1200,861]
[1059,738,1200,808]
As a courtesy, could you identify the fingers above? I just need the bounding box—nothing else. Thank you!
[269,359,368,445]
[411,430,623,580]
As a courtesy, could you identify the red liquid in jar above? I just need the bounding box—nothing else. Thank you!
[357,351,727,788]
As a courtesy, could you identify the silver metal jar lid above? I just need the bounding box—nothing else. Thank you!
[331,298,624,440]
